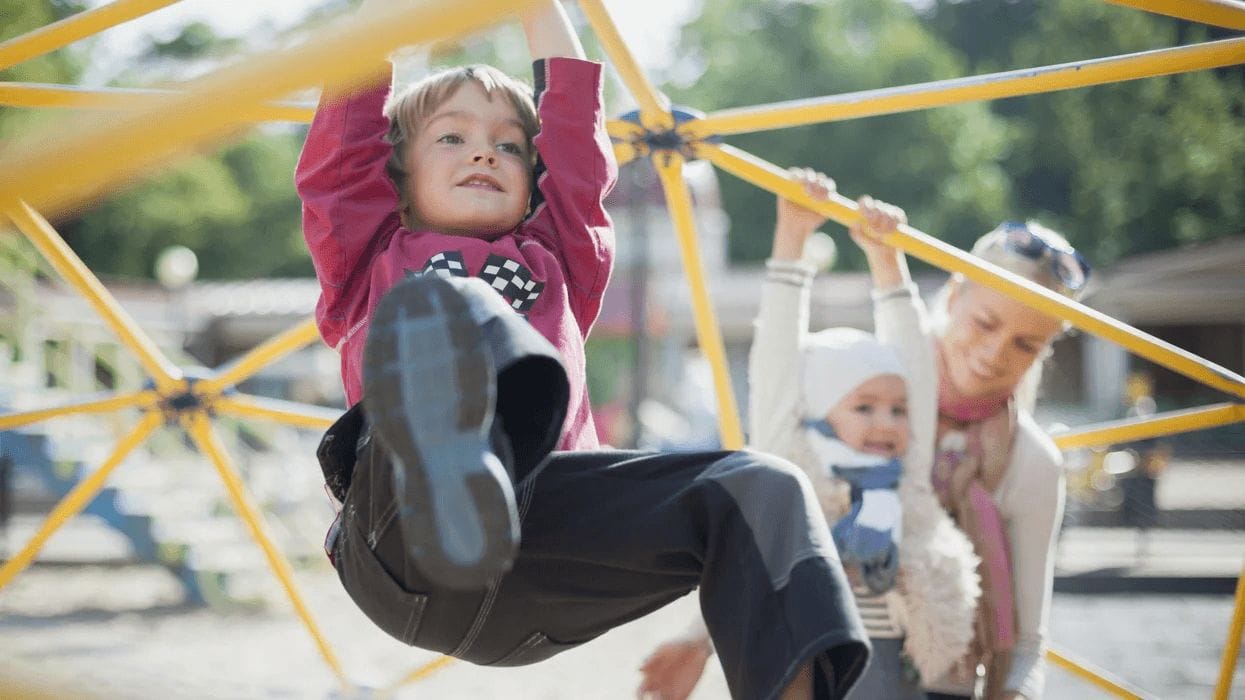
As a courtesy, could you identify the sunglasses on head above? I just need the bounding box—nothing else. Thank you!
[991,221,1091,292]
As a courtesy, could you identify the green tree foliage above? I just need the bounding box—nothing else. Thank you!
[4,16,314,281]
[668,0,1015,267]
[926,0,1245,264]
[61,132,312,280]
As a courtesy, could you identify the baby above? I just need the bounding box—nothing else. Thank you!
[801,327,910,595]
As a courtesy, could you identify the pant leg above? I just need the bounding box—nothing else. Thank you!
[327,439,869,700]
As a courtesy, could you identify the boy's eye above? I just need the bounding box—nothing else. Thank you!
[498,142,524,156]
[436,133,463,144]
[853,404,873,414]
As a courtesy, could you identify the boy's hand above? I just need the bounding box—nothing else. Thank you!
[636,637,713,700]
[522,0,585,60]
[849,195,909,289]
[772,168,835,261]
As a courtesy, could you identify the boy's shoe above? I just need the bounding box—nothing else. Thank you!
[363,274,519,590]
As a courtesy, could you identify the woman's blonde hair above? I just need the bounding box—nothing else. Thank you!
[932,220,1087,412]
[383,64,540,227]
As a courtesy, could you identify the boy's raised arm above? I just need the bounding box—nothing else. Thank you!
[520,3,615,336]
[521,0,585,60]
[295,53,400,349]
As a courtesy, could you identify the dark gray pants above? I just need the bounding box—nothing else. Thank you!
[316,274,867,699]
[320,407,868,699]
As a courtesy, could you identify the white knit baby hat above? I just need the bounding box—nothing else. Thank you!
[800,327,907,421]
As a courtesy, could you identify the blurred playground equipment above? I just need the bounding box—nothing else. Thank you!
[1,0,1244,697]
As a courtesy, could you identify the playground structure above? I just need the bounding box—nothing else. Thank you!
[0,0,1243,697]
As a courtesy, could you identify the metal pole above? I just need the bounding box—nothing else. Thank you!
[197,318,322,396]
[0,83,316,123]
[578,0,672,129]
[626,162,654,448]
[5,203,183,393]
[1054,403,1245,451]
[184,412,349,691]
[1046,647,1146,699]
[698,143,1245,401]
[0,0,182,71]
[0,412,161,592]
[653,153,745,449]
[1213,568,1245,700]
[680,38,1245,140]
[1104,0,1245,31]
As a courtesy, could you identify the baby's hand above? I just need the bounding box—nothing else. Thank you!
[848,195,907,259]
[772,168,836,261]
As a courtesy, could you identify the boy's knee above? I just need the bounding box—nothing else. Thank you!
[698,449,820,516]
[698,450,836,587]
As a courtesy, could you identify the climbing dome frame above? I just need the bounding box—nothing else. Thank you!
[0,0,1244,697]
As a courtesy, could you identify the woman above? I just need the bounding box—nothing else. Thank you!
[903,214,1088,700]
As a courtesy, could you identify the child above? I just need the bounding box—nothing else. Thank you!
[296,4,868,698]
[640,174,979,700]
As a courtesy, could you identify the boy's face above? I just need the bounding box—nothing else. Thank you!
[404,82,532,237]
[825,374,909,459]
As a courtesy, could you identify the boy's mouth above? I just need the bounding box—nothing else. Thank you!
[458,174,503,191]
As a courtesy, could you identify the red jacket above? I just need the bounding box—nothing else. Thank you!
[296,58,616,451]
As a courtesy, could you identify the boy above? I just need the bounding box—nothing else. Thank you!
[297,4,868,697]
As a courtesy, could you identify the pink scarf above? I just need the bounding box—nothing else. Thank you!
[933,342,1019,698]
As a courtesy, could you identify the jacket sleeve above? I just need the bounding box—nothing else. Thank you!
[522,57,617,337]
[872,283,936,484]
[1000,416,1066,698]
[295,69,403,348]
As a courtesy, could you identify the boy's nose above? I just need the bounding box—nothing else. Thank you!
[472,153,497,166]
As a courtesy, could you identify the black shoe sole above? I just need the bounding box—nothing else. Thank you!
[363,274,518,590]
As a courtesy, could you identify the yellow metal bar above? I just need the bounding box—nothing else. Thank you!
[198,318,322,395]
[381,656,457,697]
[1054,403,1245,451]
[1214,568,1245,700]
[0,0,181,71]
[653,153,745,449]
[1105,0,1245,31]
[1047,647,1146,699]
[0,83,316,123]
[609,118,647,165]
[607,118,646,140]
[214,394,339,431]
[183,412,348,690]
[0,0,543,221]
[0,390,158,431]
[0,412,160,592]
[4,202,182,392]
[698,143,1245,401]
[680,38,1245,140]
[578,0,672,130]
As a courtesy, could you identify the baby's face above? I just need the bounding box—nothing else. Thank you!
[403,81,532,237]
[825,374,909,459]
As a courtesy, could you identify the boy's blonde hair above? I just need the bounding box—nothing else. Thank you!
[383,64,540,226]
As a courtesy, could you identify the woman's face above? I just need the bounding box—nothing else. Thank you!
[940,281,1064,399]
